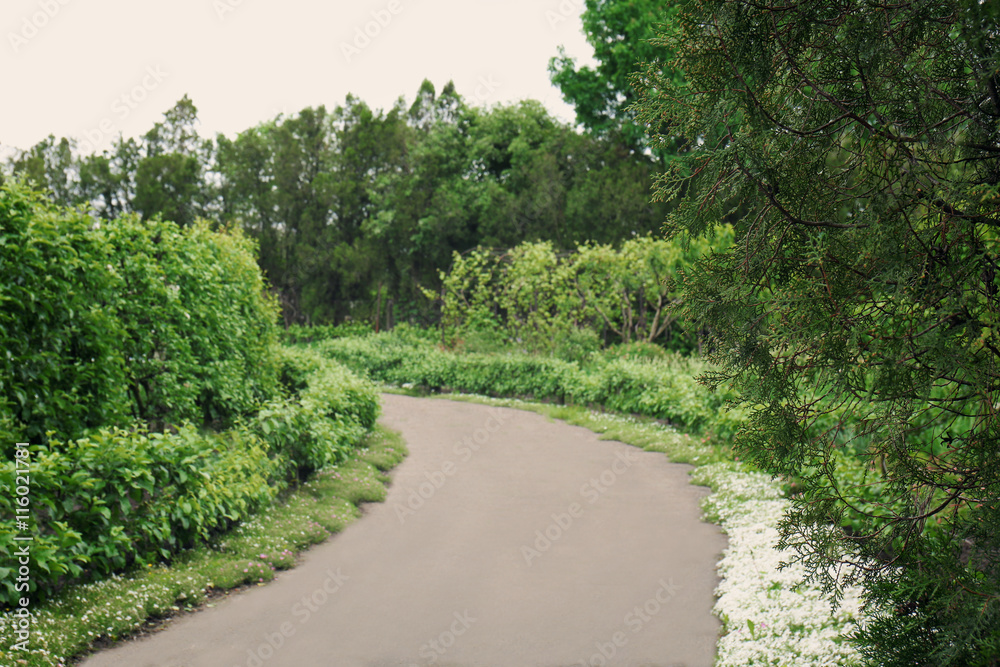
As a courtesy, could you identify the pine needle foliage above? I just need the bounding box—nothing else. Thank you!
[634,1,1000,663]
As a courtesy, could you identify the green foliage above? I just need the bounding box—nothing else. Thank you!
[601,341,669,362]
[101,215,280,429]
[0,346,378,609]
[6,81,670,329]
[281,321,374,345]
[133,153,204,228]
[0,179,281,440]
[437,241,579,354]
[552,327,603,364]
[0,426,278,607]
[634,0,1000,663]
[549,0,682,157]
[252,347,380,479]
[0,427,406,667]
[573,233,731,349]
[316,332,742,440]
[436,234,729,354]
[0,181,130,443]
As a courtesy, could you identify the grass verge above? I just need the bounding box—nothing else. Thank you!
[0,426,407,667]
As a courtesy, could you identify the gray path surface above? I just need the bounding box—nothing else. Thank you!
[82,395,726,667]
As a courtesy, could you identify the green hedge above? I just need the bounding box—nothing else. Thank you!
[0,180,279,443]
[0,347,379,608]
[103,214,279,430]
[250,347,380,479]
[0,182,130,444]
[317,332,746,440]
[0,181,380,609]
[0,426,278,607]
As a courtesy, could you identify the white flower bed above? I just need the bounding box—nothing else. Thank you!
[693,463,865,666]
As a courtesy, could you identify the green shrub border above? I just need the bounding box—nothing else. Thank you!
[315,332,747,441]
[0,348,379,608]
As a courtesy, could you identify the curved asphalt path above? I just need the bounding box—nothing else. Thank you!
[82,395,726,667]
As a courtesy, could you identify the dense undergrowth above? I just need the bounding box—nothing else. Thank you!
[316,326,748,442]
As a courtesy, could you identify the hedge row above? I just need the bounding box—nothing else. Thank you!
[0,180,278,445]
[315,332,747,440]
[0,347,379,608]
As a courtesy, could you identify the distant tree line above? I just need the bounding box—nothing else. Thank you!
[2,81,668,327]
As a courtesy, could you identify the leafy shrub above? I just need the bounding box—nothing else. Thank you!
[0,426,278,607]
[453,325,509,355]
[553,327,602,364]
[434,234,732,354]
[102,215,280,430]
[318,331,743,437]
[281,321,374,345]
[0,347,378,608]
[255,347,380,479]
[600,341,669,361]
[0,180,281,441]
[0,181,130,443]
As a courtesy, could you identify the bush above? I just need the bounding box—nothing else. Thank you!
[0,426,278,607]
[600,341,668,362]
[0,180,281,441]
[102,215,280,430]
[435,235,732,354]
[281,321,374,345]
[0,181,130,443]
[253,347,380,479]
[317,331,743,437]
[0,346,379,608]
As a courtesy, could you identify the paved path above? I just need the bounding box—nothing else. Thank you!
[83,395,726,667]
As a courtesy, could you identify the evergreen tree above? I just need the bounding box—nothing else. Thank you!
[635,0,1000,663]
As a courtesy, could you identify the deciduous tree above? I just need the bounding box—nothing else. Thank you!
[549,0,682,157]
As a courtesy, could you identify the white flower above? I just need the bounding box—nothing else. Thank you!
[699,464,866,666]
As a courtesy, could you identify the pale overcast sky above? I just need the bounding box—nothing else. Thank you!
[1,0,597,154]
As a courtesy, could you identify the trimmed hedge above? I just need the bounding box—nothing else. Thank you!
[0,181,379,609]
[0,426,278,606]
[316,332,746,440]
[250,347,380,479]
[0,180,279,444]
[103,214,280,431]
[0,183,130,444]
[0,347,379,608]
